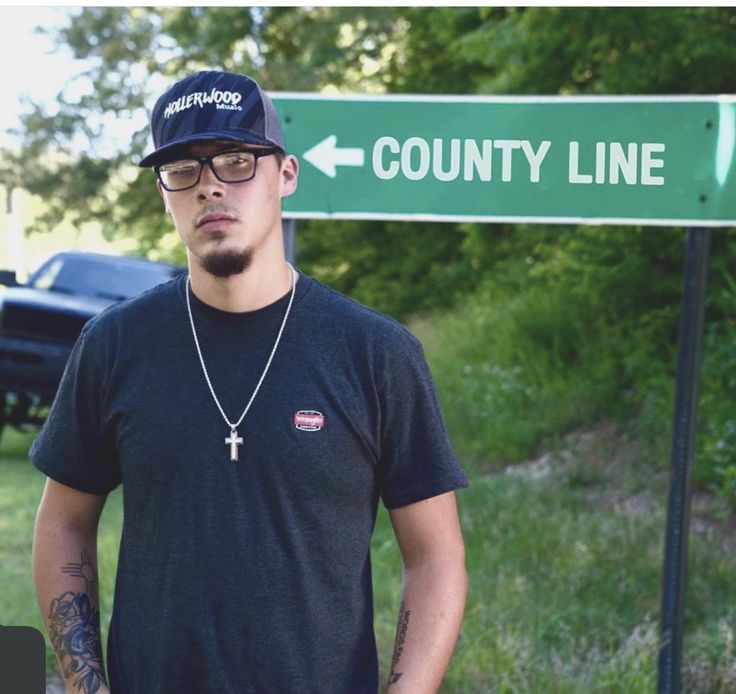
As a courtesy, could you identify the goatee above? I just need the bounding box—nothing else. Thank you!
[199,248,253,278]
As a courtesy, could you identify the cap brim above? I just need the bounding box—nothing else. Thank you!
[138,130,284,167]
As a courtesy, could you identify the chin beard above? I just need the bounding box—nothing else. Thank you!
[199,248,253,278]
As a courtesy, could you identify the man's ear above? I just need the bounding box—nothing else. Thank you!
[280,155,299,199]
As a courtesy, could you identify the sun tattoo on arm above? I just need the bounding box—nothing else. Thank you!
[61,547,98,593]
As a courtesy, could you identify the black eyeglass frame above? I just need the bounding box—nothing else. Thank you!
[154,148,280,192]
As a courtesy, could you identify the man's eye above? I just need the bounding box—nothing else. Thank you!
[164,163,197,176]
[220,154,251,166]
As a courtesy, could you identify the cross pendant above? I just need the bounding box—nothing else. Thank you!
[225,428,244,462]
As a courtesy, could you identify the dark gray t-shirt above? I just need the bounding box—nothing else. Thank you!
[30,271,468,694]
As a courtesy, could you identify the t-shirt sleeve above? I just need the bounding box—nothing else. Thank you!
[29,320,121,494]
[377,334,468,509]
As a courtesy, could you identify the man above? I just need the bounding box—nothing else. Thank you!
[31,70,468,694]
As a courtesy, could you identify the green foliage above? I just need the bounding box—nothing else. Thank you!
[384,7,491,95]
[697,315,736,505]
[297,219,476,319]
[413,226,736,508]
[456,7,736,95]
[411,283,593,462]
[103,167,174,255]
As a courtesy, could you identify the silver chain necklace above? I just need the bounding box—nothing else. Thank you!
[185,263,297,461]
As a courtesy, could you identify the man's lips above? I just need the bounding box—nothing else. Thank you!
[196,213,238,230]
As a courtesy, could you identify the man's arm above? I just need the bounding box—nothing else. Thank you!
[386,490,467,693]
[32,478,110,694]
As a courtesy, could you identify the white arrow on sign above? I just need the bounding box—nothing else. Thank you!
[303,135,365,178]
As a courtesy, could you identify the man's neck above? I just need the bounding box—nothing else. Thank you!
[187,253,295,313]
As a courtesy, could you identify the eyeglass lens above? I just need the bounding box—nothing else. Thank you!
[158,152,258,190]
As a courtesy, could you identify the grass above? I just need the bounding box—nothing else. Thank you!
[0,429,48,636]
[407,284,630,464]
[4,423,734,692]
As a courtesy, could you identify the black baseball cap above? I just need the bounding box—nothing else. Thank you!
[138,70,286,167]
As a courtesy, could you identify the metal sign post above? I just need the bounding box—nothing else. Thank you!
[658,227,711,694]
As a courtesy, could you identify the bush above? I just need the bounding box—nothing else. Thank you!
[697,320,736,506]
[411,226,736,507]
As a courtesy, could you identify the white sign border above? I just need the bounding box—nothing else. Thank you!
[272,92,736,105]
[282,211,736,227]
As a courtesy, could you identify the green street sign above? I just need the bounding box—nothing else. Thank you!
[272,94,736,226]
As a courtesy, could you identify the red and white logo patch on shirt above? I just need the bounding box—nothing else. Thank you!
[294,410,325,431]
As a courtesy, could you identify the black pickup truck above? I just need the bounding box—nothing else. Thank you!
[0,251,184,441]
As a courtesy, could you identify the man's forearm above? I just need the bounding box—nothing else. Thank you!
[386,556,468,693]
[33,523,109,693]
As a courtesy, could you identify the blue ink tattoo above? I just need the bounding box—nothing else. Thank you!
[48,591,106,692]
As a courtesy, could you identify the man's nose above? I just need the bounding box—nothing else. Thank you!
[196,163,226,199]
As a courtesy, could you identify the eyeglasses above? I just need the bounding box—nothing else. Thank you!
[155,149,279,191]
